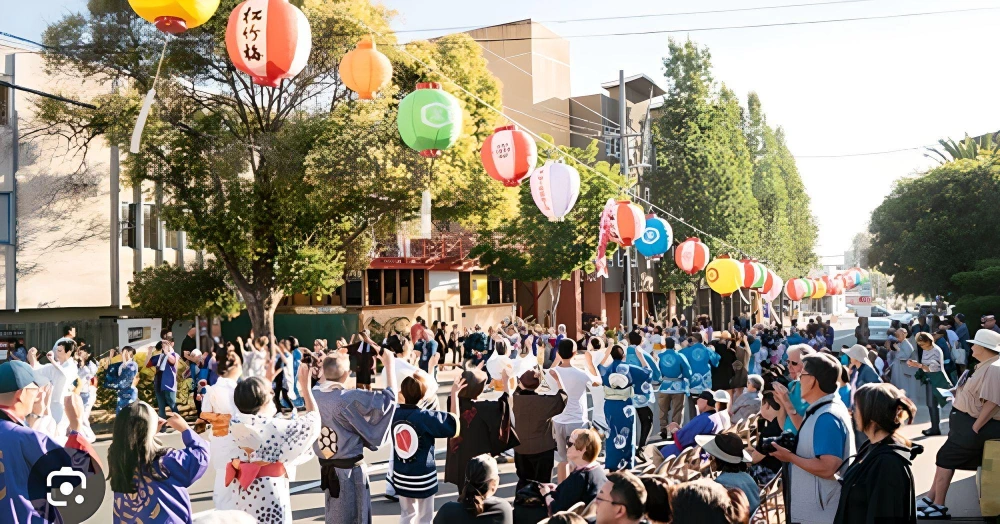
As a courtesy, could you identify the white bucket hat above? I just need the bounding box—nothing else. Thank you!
[971,329,1000,352]
[845,344,871,364]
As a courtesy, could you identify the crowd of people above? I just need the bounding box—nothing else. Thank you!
[2,309,999,524]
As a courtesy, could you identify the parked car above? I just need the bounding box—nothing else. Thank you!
[870,305,892,317]
[867,318,893,346]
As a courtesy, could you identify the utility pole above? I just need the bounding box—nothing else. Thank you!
[110,145,120,307]
[618,69,633,330]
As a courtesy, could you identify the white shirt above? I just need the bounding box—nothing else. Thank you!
[551,365,597,425]
[587,351,608,430]
[202,376,241,509]
[242,349,269,380]
[32,358,78,436]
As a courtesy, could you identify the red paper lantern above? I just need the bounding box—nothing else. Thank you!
[610,200,646,247]
[675,237,710,275]
[785,278,808,301]
[226,0,312,88]
[481,125,537,187]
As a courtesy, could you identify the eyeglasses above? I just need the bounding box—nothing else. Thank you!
[788,360,801,366]
[595,496,624,506]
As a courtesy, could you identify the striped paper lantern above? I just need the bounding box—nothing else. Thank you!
[674,237,710,275]
[529,160,580,222]
[481,125,537,187]
[785,278,808,301]
[741,259,768,289]
[226,0,312,87]
[610,200,646,247]
[762,271,783,302]
[811,278,827,299]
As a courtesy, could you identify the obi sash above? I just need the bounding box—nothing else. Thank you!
[200,412,232,437]
[604,386,633,402]
[318,455,365,498]
[225,459,287,490]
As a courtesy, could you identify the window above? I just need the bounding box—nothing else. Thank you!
[399,270,412,304]
[449,306,456,322]
[460,272,472,306]
[0,85,8,126]
[413,270,426,303]
[435,307,442,322]
[644,186,650,203]
[165,230,180,250]
[383,269,396,305]
[367,269,382,306]
[330,285,343,306]
[346,278,363,306]
[0,193,10,244]
[502,281,514,304]
[121,204,130,247]
[461,272,513,305]
[487,276,502,305]
[604,125,621,158]
[143,205,160,249]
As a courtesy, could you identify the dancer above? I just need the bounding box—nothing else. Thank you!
[600,343,651,471]
[315,349,397,523]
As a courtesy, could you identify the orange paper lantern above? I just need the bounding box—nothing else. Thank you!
[339,35,392,100]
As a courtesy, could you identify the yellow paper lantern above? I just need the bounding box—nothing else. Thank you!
[811,278,827,299]
[705,255,743,297]
[128,0,220,34]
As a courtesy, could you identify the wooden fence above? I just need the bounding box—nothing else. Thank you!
[0,319,119,359]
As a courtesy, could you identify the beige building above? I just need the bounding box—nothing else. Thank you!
[0,43,200,323]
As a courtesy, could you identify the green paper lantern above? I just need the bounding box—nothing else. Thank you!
[397,82,463,158]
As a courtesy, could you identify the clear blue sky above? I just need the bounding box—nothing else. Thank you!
[7,0,1000,260]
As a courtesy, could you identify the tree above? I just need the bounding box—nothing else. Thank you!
[773,127,818,274]
[925,132,1000,164]
[128,261,242,327]
[744,92,793,275]
[471,136,627,325]
[35,0,507,337]
[847,225,872,268]
[650,38,765,298]
[867,155,1000,297]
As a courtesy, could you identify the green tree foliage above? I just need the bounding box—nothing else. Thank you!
[744,92,793,274]
[772,128,818,274]
[34,0,507,336]
[471,136,627,321]
[128,261,242,326]
[926,132,1000,164]
[868,155,1000,297]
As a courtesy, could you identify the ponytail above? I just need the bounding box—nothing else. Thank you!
[459,455,499,516]
[459,481,487,516]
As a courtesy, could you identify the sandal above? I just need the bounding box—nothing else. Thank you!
[918,504,951,520]
[917,497,934,509]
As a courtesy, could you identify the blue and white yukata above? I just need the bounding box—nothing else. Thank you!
[678,342,721,394]
[104,360,140,414]
[600,358,651,472]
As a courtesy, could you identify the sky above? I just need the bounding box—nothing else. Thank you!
[6,0,1000,263]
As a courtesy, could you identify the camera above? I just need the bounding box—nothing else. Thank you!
[760,430,799,455]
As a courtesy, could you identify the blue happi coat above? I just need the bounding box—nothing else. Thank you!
[656,350,693,394]
[679,343,720,394]
[600,359,652,472]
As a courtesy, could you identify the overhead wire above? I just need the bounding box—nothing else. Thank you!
[351,18,771,262]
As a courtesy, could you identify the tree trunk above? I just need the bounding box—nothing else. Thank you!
[239,284,283,341]
[550,278,563,328]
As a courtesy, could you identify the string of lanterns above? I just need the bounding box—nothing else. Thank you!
[121,9,865,305]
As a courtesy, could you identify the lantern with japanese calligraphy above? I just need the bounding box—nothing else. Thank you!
[674,237,710,275]
[397,82,463,158]
[481,125,537,187]
[129,0,220,34]
[762,270,783,302]
[706,255,743,297]
[339,35,393,100]
[811,278,827,299]
[784,278,808,301]
[609,200,646,247]
[529,160,580,222]
[226,0,312,88]
[634,215,672,259]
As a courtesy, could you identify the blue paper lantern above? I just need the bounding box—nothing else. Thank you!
[634,215,672,258]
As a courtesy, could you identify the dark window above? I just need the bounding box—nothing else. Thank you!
[413,270,426,303]
[0,85,8,126]
[399,270,412,305]
[384,269,396,305]
[460,272,471,306]
[121,204,130,247]
[487,276,502,305]
[143,205,160,250]
[367,269,382,306]
[435,307,442,322]
[449,306,456,322]
[502,281,514,304]
[346,278,363,306]
[165,230,180,250]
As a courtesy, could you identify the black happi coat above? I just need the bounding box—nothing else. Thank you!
[833,437,922,524]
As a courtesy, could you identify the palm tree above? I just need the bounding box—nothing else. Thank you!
[925,131,1000,164]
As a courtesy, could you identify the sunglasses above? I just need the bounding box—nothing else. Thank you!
[788,360,801,366]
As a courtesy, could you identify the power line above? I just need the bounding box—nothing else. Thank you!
[794,146,925,158]
[455,6,1000,42]
[389,0,879,34]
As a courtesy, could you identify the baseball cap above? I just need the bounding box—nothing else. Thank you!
[697,390,715,402]
[0,361,50,393]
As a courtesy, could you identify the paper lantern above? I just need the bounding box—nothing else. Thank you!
[859,268,870,284]
[802,278,816,298]
[397,82,463,158]
[705,255,743,297]
[634,215,672,258]
[129,0,220,33]
[226,0,312,87]
[530,160,580,222]
[762,271,783,302]
[785,278,808,301]
[741,259,768,289]
[339,35,392,100]
[675,237,710,275]
[481,125,537,187]
[811,278,827,299]
[609,200,646,247]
